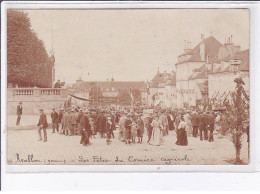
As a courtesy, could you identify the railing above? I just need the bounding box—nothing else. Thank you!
[40,88,61,95]
[13,89,34,96]
[8,88,68,98]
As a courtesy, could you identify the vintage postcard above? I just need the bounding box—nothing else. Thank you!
[3,6,251,168]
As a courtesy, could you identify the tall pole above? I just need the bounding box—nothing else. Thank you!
[50,11,54,53]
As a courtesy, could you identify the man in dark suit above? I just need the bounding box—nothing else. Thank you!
[37,109,48,142]
[198,112,207,141]
[208,112,215,142]
[96,110,106,138]
[79,111,91,146]
[16,102,23,126]
[146,114,153,143]
[51,108,59,133]
[76,109,84,135]
[204,112,210,140]
[191,112,199,138]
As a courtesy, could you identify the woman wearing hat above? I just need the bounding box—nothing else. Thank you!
[150,115,163,146]
[175,115,188,146]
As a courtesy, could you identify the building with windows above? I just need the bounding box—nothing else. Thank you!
[71,78,148,106]
[207,49,249,104]
[147,70,176,108]
[175,34,249,109]
[175,35,223,108]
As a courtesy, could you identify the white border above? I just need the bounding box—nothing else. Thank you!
[1,1,259,175]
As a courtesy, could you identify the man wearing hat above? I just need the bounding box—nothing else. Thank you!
[58,108,64,134]
[69,109,77,136]
[191,112,199,138]
[96,110,106,138]
[90,109,98,136]
[76,109,84,135]
[105,116,113,144]
[16,102,23,126]
[145,113,153,144]
[124,114,132,144]
[63,110,70,136]
[37,109,48,142]
[51,108,59,133]
[198,112,208,141]
[118,112,127,141]
[79,110,92,146]
[207,112,215,142]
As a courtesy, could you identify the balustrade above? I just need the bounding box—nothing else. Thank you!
[13,89,34,96]
[8,88,67,97]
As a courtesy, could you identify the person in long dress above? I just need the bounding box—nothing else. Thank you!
[124,114,132,144]
[150,116,163,146]
[159,110,169,136]
[175,116,188,146]
[184,111,192,136]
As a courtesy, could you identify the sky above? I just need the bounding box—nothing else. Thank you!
[24,9,249,84]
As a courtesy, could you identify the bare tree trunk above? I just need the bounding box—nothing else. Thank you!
[235,146,241,164]
[235,132,241,164]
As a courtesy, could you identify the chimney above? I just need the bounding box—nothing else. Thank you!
[184,40,192,54]
[201,34,204,41]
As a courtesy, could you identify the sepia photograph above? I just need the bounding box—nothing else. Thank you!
[5,8,250,166]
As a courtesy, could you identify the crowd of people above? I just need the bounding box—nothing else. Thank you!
[35,103,226,147]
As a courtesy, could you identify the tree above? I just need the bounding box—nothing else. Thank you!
[131,88,141,103]
[223,77,249,164]
[7,10,52,88]
[89,84,102,106]
[118,89,131,105]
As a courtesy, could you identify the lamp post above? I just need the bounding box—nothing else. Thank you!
[230,59,243,164]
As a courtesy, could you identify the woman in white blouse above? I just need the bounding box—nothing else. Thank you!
[150,115,163,146]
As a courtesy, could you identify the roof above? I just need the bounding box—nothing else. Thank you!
[238,49,249,71]
[151,72,172,82]
[75,81,147,91]
[189,64,207,80]
[209,49,249,74]
[177,36,223,64]
[150,71,176,87]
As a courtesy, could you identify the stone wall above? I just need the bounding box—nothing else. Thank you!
[7,88,68,115]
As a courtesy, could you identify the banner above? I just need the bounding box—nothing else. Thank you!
[68,94,90,101]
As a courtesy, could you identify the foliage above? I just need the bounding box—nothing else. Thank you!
[222,77,249,163]
[117,88,141,105]
[118,89,131,105]
[89,84,102,105]
[131,88,141,102]
[7,10,52,88]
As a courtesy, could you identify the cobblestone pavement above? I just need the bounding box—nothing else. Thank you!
[7,127,249,165]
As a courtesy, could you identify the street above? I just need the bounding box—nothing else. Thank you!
[7,127,249,165]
